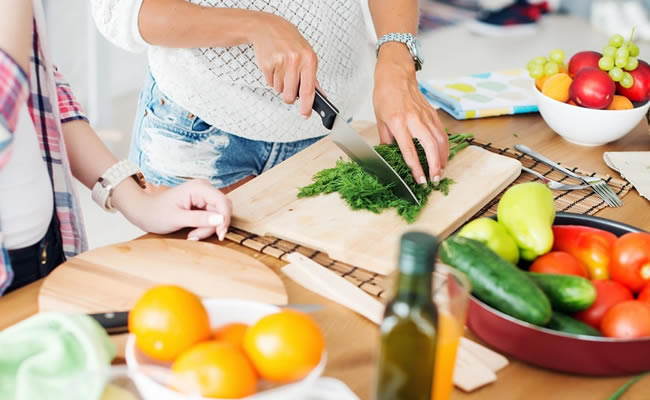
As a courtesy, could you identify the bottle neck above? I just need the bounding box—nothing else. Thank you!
[394,272,433,304]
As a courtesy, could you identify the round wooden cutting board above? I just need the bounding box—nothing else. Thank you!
[38,238,288,314]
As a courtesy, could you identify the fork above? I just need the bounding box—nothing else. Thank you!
[515,144,623,207]
[521,167,589,191]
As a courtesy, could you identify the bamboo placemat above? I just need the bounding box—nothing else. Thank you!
[225,140,633,300]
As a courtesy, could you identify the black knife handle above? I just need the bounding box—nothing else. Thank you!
[89,311,129,335]
[312,89,339,130]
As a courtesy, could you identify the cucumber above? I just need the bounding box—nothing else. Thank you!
[528,272,596,313]
[547,311,602,337]
[440,236,551,326]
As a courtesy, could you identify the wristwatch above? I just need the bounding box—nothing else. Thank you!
[91,160,147,212]
[376,33,424,71]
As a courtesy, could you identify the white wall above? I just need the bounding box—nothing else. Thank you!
[45,0,148,127]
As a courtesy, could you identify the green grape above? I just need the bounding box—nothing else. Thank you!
[615,56,628,68]
[609,67,624,82]
[533,56,548,65]
[526,60,537,72]
[529,64,544,79]
[598,56,615,71]
[609,34,624,47]
[549,49,565,63]
[620,72,635,88]
[628,42,640,57]
[544,62,560,76]
[625,57,639,71]
[616,46,630,58]
[603,46,617,58]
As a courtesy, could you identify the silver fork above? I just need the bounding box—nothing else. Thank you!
[515,144,623,207]
[521,167,589,191]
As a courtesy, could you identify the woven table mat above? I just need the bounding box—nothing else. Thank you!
[225,140,633,301]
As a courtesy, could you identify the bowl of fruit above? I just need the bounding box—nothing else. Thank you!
[124,286,326,399]
[442,183,650,375]
[528,33,650,146]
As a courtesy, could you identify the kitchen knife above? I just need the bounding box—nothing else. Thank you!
[88,304,325,335]
[311,90,420,205]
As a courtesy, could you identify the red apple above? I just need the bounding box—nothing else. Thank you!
[569,67,616,109]
[568,51,602,78]
[616,59,650,102]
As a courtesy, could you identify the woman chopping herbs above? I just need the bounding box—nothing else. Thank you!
[91,0,449,192]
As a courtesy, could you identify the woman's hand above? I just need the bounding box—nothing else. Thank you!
[250,13,318,118]
[373,44,449,184]
[117,179,232,241]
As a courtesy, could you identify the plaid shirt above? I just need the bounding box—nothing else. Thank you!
[0,23,88,294]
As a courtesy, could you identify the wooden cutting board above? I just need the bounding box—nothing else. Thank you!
[229,124,521,275]
[38,238,288,313]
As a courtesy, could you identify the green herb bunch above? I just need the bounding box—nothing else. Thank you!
[297,133,473,223]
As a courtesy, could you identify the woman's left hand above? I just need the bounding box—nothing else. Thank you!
[373,46,449,185]
[117,179,232,241]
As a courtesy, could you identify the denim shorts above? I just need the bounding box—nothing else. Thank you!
[130,71,324,188]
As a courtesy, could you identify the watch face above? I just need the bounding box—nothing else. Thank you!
[415,39,424,64]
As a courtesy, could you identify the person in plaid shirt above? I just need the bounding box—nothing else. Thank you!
[0,0,233,295]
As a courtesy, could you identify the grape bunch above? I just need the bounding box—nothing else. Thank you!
[598,32,640,88]
[526,49,566,80]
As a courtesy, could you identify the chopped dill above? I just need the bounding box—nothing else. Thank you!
[297,133,473,223]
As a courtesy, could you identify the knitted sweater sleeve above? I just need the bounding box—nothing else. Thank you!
[90,0,149,53]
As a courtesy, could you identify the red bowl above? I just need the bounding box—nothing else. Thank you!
[466,212,650,376]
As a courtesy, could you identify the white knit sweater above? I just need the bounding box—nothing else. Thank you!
[91,0,374,142]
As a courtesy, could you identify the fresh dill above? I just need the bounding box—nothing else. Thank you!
[297,133,473,223]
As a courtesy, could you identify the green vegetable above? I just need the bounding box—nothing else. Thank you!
[457,217,520,264]
[440,236,551,326]
[298,133,473,223]
[497,182,555,261]
[547,311,602,337]
[607,371,649,400]
[528,272,596,313]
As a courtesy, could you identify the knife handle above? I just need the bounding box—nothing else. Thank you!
[312,89,339,130]
[88,311,129,335]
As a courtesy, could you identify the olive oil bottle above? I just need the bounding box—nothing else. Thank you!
[375,232,439,400]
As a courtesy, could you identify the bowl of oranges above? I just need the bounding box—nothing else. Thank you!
[528,34,650,146]
[125,285,327,399]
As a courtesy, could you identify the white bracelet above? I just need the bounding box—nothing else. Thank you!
[91,160,146,212]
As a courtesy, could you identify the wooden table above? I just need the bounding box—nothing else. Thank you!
[1,114,649,400]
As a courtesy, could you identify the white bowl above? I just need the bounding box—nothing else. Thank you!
[125,298,327,400]
[533,85,650,146]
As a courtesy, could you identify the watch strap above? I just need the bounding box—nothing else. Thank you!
[376,32,422,71]
[91,160,144,212]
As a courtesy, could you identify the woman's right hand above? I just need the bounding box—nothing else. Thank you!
[250,13,318,118]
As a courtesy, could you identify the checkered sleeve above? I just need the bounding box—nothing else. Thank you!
[53,67,88,124]
[0,49,29,160]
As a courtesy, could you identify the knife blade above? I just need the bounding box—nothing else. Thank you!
[311,90,420,205]
[88,304,325,335]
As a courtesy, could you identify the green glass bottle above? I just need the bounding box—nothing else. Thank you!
[375,232,439,400]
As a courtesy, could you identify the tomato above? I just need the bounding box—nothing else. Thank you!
[639,284,650,305]
[529,251,588,277]
[610,232,650,293]
[601,300,650,339]
[573,280,634,329]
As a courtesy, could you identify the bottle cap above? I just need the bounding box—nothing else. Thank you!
[398,232,438,275]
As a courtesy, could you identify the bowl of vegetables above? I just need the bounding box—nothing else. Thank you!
[442,182,650,375]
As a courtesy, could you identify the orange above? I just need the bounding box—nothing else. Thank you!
[171,341,258,398]
[542,73,572,103]
[243,310,325,383]
[535,75,548,91]
[128,285,211,362]
[214,322,249,350]
[607,95,634,110]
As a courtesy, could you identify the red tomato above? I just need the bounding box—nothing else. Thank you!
[639,284,650,305]
[601,300,650,339]
[610,232,650,293]
[574,280,634,329]
[529,251,588,277]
